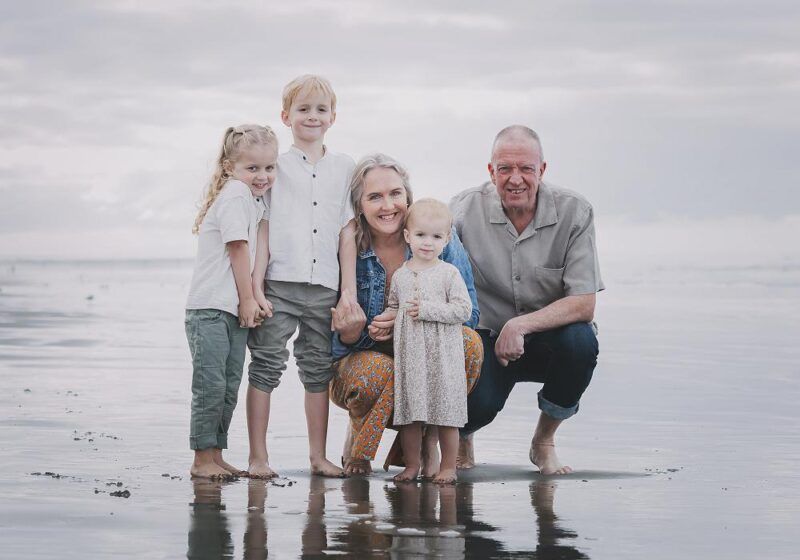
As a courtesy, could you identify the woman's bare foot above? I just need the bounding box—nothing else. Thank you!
[529,441,573,475]
[433,467,457,485]
[456,434,475,469]
[248,459,278,479]
[393,466,420,482]
[311,458,347,478]
[344,458,372,476]
[212,449,247,476]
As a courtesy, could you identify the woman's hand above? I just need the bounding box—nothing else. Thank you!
[331,289,367,344]
[368,308,397,341]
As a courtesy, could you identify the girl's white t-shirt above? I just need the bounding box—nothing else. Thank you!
[186,180,267,316]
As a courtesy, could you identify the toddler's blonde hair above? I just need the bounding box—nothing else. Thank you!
[193,124,278,234]
[282,74,337,113]
[405,198,453,232]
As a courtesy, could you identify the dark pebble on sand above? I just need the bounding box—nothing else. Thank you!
[24,388,31,393]
[161,473,170,477]
[110,490,130,498]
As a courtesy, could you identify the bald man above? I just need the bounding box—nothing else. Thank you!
[450,125,604,474]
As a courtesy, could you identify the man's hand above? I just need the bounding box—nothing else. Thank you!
[494,316,526,366]
[331,289,367,344]
[368,308,397,341]
[239,298,264,328]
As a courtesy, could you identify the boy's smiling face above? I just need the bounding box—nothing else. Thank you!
[281,88,336,144]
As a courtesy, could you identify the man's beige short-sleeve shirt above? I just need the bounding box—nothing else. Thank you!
[450,181,604,335]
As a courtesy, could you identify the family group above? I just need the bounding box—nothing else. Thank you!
[185,74,604,485]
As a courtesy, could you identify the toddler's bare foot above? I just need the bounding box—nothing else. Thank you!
[248,459,278,479]
[212,449,248,476]
[311,458,347,478]
[529,441,573,475]
[433,467,457,485]
[456,434,475,469]
[392,466,420,482]
[344,458,372,476]
[190,461,234,480]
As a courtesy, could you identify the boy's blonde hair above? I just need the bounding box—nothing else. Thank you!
[282,74,337,113]
[193,124,278,234]
[405,198,453,232]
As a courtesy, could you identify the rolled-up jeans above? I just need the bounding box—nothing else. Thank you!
[462,322,598,435]
[185,309,248,450]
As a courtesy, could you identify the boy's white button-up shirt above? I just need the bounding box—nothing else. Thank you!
[265,146,355,292]
[186,180,268,316]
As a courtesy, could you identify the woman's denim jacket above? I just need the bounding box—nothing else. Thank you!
[331,228,480,360]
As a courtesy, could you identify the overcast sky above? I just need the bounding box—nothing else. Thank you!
[1,0,798,263]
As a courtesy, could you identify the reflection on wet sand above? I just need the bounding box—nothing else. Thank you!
[188,475,586,558]
[187,479,234,559]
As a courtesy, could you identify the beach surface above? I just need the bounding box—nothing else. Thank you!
[1,259,798,559]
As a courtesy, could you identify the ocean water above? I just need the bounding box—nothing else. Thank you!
[1,258,798,559]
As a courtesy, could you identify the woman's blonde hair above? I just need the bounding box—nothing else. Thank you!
[349,153,414,252]
[193,124,278,234]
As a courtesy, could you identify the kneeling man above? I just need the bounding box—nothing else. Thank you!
[451,125,604,474]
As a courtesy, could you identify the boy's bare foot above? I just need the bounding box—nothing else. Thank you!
[392,466,420,482]
[456,434,475,469]
[529,441,573,475]
[212,449,248,476]
[310,458,347,478]
[190,461,234,480]
[433,467,457,485]
[344,458,372,476]
[248,460,278,479]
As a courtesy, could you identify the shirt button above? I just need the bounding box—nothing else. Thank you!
[313,259,317,263]
[312,174,316,178]
[313,229,317,233]
[514,275,521,281]
[313,201,318,206]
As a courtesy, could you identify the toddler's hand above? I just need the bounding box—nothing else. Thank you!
[367,325,392,341]
[406,298,420,319]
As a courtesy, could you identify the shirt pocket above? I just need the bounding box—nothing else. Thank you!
[533,266,565,302]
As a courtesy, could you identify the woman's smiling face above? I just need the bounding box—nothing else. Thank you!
[360,167,410,238]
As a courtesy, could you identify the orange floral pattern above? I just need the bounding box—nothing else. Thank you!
[330,327,483,460]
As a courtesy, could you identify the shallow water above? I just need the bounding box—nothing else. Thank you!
[1,259,798,558]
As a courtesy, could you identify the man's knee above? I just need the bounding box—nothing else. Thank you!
[549,322,598,368]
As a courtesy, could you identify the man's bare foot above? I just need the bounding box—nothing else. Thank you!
[212,449,248,476]
[344,458,372,476]
[248,459,278,479]
[529,441,573,475]
[191,461,234,480]
[456,434,475,469]
[311,458,347,478]
[392,466,420,482]
[433,467,457,485]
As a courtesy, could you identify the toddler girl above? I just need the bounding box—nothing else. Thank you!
[386,198,472,484]
[185,124,277,479]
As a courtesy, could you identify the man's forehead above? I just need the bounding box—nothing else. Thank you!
[492,136,542,161]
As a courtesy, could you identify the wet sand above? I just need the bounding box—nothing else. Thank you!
[1,259,799,558]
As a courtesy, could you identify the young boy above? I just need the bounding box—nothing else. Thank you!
[247,75,356,478]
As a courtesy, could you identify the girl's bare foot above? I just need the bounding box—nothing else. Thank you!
[433,467,457,485]
[456,434,475,469]
[393,466,420,482]
[192,448,235,479]
[421,428,440,479]
[248,460,278,479]
[212,449,248,476]
[529,441,573,475]
[311,458,347,478]
[344,458,372,476]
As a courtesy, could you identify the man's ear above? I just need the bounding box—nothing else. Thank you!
[540,161,547,177]
[488,162,496,184]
